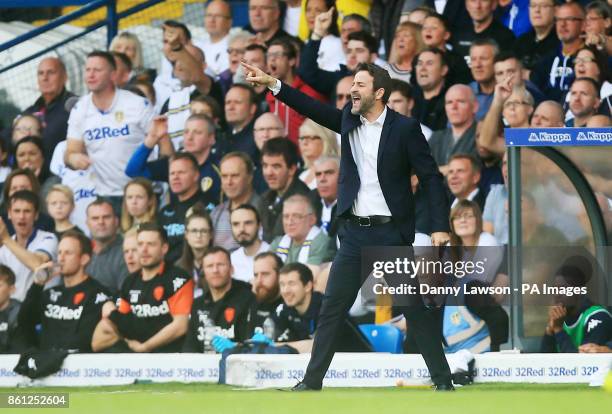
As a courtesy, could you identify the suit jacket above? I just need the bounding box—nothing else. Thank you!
[449,189,486,214]
[309,189,340,239]
[276,82,450,243]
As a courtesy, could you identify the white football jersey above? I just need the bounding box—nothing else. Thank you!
[49,141,97,235]
[66,89,154,196]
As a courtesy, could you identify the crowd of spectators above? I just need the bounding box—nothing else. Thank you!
[0,0,610,358]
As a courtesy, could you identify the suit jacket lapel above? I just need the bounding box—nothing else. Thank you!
[377,109,395,167]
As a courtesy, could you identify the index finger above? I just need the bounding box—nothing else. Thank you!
[240,60,258,72]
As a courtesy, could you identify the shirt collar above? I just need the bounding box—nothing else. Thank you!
[359,106,387,127]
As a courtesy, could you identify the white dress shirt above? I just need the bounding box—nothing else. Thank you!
[271,81,391,217]
[451,187,480,209]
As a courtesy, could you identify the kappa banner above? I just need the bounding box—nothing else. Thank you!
[505,128,612,147]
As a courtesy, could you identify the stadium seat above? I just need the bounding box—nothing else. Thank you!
[358,324,404,354]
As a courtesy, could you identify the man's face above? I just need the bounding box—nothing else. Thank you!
[123,235,140,274]
[231,208,259,247]
[85,56,115,93]
[58,237,86,277]
[137,231,167,270]
[350,70,378,116]
[249,0,280,33]
[221,156,252,201]
[466,0,497,23]
[470,45,495,84]
[387,90,413,116]
[555,4,585,44]
[422,16,450,48]
[279,271,310,308]
[529,0,555,28]
[228,38,247,73]
[8,200,37,239]
[569,80,600,119]
[340,20,362,51]
[447,158,480,198]
[205,0,232,38]
[86,203,117,242]
[203,252,232,290]
[244,49,267,71]
[335,76,353,110]
[282,200,315,241]
[494,58,522,86]
[183,119,215,154]
[531,102,564,127]
[37,58,66,99]
[346,40,373,71]
[267,44,293,81]
[252,256,280,303]
[225,87,255,127]
[445,87,476,127]
[314,160,339,202]
[416,51,446,91]
[254,114,284,149]
[169,158,199,196]
[262,154,293,191]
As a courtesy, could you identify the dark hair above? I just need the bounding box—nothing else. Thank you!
[245,43,268,56]
[0,138,8,167]
[136,222,169,244]
[228,83,258,106]
[448,153,482,173]
[221,151,255,176]
[417,47,449,68]
[342,13,372,34]
[14,136,45,169]
[354,62,393,104]
[424,12,450,32]
[347,31,378,54]
[60,230,93,257]
[586,1,611,21]
[573,76,601,96]
[389,78,414,100]
[2,168,40,206]
[231,203,261,225]
[306,0,340,36]
[254,251,283,273]
[170,151,200,171]
[575,45,610,83]
[111,51,133,71]
[164,20,192,40]
[177,203,214,274]
[203,245,231,263]
[86,197,115,217]
[87,50,117,70]
[132,80,156,105]
[556,255,593,287]
[0,264,16,286]
[191,94,223,123]
[8,190,40,213]
[279,262,313,286]
[261,137,300,168]
[493,50,521,65]
[268,37,297,60]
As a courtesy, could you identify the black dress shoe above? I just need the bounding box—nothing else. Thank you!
[290,381,320,391]
[432,383,455,391]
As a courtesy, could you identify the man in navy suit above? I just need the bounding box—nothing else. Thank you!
[242,60,454,391]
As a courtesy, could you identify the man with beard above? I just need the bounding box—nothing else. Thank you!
[211,153,260,251]
[230,205,269,283]
[92,223,193,352]
[242,61,453,391]
[249,252,283,331]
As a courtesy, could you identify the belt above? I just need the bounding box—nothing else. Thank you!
[347,214,392,227]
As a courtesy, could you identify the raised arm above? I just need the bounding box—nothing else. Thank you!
[480,76,512,156]
[242,61,343,133]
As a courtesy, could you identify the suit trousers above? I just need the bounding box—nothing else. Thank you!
[303,220,452,388]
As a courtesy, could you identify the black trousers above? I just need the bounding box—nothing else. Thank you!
[302,220,452,388]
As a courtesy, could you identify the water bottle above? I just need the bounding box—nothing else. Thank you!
[202,315,216,354]
[263,317,276,341]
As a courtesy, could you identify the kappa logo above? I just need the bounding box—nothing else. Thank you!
[73,292,85,306]
[577,132,587,141]
[173,277,186,292]
[95,292,110,304]
[129,290,141,303]
[587,318,602,332]
[529,133,539,142]
[49,289,62,303]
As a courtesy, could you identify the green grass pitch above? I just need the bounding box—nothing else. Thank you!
[3,383,612,414]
